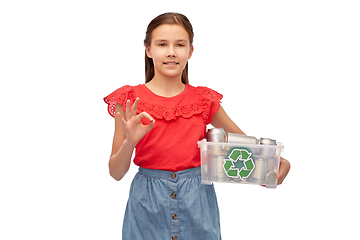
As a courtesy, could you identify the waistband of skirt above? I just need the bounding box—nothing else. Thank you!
[138,167,201,180]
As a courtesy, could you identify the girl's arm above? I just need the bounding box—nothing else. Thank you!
[211,105,290,185]
[109,98,155,181]
[211,106,246,135]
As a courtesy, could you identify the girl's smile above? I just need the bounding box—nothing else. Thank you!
[163,61,179,65]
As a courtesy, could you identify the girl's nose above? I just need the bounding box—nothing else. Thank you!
[167,47,176,58]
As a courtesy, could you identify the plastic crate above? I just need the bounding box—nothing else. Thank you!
[198,140,284,188]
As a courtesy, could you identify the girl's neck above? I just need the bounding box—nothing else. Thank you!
[145,75,185,97]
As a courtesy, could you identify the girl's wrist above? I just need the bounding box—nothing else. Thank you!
[122,138,136,150]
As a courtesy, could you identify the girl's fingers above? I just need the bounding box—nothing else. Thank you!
[116,112,127,126]
[131,98,140,117]
[125,98,141,120]
[276,173,283,185]
[137,111,155,132]
[125,100,131,120]
[137,111,154,123]
[145,118,156,131]
[276,159,290,185]
[120,103,155,126]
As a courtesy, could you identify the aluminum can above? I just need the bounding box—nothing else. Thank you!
[259,138,277,157]
[206,128,226,153]
[248,158,266,184]
[206,128,228,180]
[213,155,230,182]
[206,128,226,143]
[260,138,277,145]
[225,133,260,145]
[226,133,260,155]
[259,138,278,187]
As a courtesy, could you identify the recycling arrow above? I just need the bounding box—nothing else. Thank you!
[223,148,255,179]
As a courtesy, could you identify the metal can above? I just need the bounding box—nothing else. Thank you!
[206,128,228,180]
[259,138,277,157]
[225,133,259,145]
[206,128,226,143]
[260,138,277,146]
[206,128,226,153]
[213,155,230,182]
[259,138,278,188]
[248,158,266,184]
[226,133,260,155]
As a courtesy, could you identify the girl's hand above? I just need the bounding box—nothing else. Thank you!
[117,97,155,147]
[260,157,290,187]
[277,158,290,185]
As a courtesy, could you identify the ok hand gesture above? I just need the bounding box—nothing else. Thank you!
[117,97,155,147]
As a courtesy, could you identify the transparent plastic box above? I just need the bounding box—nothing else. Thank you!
[198,140,284,188]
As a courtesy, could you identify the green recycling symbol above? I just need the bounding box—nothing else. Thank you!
[223,148,255,179]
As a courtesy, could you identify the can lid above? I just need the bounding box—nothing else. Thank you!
[260,138,277,145]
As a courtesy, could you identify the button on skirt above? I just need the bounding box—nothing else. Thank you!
[122,167,221,240]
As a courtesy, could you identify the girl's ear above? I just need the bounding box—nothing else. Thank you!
[188,45,194,60]
[146,46,152,58]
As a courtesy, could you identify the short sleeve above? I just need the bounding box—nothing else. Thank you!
[197,87,223,124]
[103,85,135,117]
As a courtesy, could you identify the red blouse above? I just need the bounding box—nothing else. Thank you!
[104,84,223,172]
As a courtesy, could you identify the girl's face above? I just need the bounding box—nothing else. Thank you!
[146,24,194,81]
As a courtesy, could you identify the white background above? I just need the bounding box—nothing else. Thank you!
[1,0,359,239]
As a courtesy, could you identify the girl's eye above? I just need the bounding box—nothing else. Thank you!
[177,43,185,47]
[159,43,166,47]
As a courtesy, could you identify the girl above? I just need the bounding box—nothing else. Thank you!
[104,12,290,240]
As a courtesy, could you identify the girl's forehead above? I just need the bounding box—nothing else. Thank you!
[151,24,190,42]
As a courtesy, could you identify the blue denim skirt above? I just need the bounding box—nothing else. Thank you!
[122,167,221,240]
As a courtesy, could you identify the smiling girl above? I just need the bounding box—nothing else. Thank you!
[104,12,290,240]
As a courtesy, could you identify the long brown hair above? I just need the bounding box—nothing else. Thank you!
[144,12,194,84]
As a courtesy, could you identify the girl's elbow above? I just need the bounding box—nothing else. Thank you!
[109,163,121,181]
[109,168,123,181]
[108,156,130,181]
[109,166,127,181]
[109,172,122,181]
